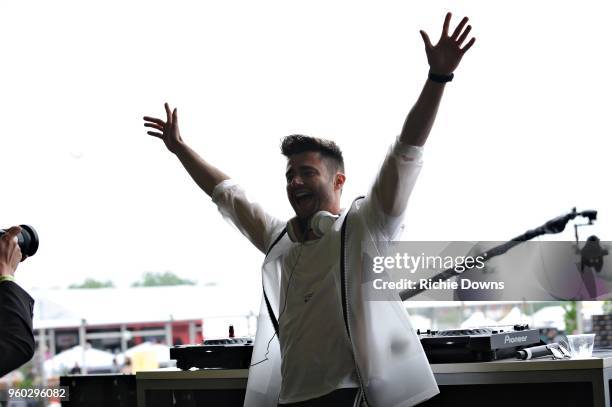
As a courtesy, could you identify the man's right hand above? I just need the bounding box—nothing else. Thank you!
[144,103,185,155]
[0,226,22,277]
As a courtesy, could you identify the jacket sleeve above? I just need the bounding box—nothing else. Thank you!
[212,180,285,254]
[361,137,424,240]
[0,281,35,377]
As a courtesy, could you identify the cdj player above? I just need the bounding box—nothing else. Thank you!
[418,324,541,363]
[170,337,254,370]
[171,325,540,369]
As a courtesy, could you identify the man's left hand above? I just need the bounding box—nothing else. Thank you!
[420,12,476,76]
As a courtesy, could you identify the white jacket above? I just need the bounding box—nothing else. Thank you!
[212,137,439,407]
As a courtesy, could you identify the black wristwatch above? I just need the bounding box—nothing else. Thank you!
[428,71,454,83]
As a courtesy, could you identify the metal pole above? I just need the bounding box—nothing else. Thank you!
[188,321,196,344]
[121,324,128,352]
[79,319,87,374]
[38,328,47,387]
[49,329,56,356]
[165,321,173,346]
[577,301,584,333]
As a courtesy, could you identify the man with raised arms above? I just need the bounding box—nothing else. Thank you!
[144,13,475,407]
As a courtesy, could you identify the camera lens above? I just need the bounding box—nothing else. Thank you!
[0,224,39,261]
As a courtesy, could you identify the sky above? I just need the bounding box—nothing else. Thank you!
[2,1,610,314]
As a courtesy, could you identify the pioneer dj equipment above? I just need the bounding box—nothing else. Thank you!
[418,324,541,363]
[170,337,254,370]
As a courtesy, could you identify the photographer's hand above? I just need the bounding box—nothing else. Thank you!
[0,226,22,277]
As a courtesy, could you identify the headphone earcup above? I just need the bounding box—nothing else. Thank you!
[287,212,340,242]
[310,211,339,238]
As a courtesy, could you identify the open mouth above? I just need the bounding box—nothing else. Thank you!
[293,190,315,210]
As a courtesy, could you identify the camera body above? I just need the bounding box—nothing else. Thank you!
[0,225,39,261]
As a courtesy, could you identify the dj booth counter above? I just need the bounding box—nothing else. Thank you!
[131,351,612,407]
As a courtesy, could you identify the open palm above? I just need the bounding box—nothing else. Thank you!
[420,12,476,76]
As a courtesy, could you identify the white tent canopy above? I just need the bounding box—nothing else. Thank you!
[409,314,433,331]
[531,306,566,330]
[44,345,115,377]
[498,306,529,326]
[117,342,171,364]
[460,311,497,329]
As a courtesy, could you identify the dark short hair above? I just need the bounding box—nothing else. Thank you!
[280,134,345,173]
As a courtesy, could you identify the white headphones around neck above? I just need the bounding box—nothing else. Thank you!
[286,211,340,243]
